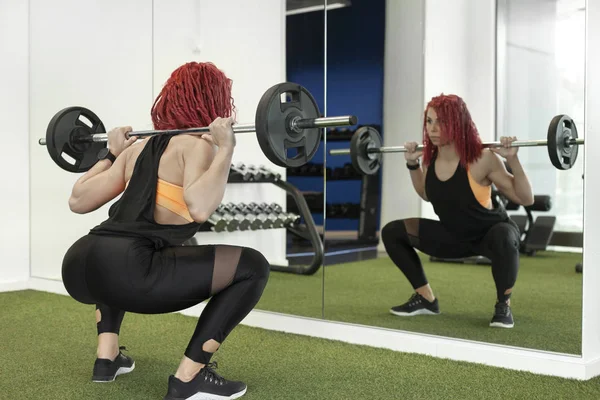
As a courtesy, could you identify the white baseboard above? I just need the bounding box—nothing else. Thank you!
[0,280,29,292]
[12,276,599,381]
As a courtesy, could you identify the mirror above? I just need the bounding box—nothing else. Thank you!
[29,0,326,320]
[323,0,584,356]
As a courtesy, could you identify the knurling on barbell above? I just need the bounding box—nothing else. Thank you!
[38,82,358,173]
[330,114,583,175]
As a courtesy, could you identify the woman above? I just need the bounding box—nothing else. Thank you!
[61,61,268,400]
[381,94,534,329]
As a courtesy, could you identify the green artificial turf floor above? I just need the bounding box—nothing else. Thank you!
[1,289,598,400]
[256,250,583,354]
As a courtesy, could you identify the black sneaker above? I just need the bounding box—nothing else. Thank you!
[92,346,135,382]
[390,293,440,316]
[163,362,247,400]
[490,302,514,328]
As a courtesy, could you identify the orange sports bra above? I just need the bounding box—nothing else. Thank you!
[155,179,194,222]
[467,170,492,209]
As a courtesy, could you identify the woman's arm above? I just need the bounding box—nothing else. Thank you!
[68,126,137,214]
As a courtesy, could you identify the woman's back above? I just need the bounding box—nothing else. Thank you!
[122,135,214,226]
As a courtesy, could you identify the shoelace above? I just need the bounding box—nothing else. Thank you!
[200,362,225,386]
[495,303,510,316]
[407,293,422,307]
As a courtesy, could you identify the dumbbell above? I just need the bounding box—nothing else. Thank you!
[258,165,281,181]
[215,204,240,231]
[237,203,268,230]
[222,203,251,231]
[229,203,261,231]
[247,202,278,229]
[258,203,286,228]
[208,207,237,232]
[244,165,263,181]
[231,163,253,181]
[268,203,300,226]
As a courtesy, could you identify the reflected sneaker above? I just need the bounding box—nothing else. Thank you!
[92,346,135,382]
[490,302,514,328]
[390,293,440,316]
[163,362,247,400]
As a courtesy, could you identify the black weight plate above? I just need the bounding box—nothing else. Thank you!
[350,126,382,175]
[255,82,322,168]
[45,107,106,173]
[547,114,578,170]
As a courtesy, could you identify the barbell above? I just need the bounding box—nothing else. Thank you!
[329,114,583,175]
[38,82,357,173]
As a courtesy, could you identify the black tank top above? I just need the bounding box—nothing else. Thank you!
[424,154,510,240]
[89,134,202,248]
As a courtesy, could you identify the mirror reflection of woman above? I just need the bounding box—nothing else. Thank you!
[382,94,534,329]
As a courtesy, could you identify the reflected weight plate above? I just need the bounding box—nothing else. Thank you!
[350,126,382,175]
[255,82,322,168]
[45,107,107,173]
[547,114,579,171]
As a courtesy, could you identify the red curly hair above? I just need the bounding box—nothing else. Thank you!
[422,94,482,168]
[151,61,235,130]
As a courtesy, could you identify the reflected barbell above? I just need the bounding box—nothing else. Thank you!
[38,82,358,173]
[329,115,583,175]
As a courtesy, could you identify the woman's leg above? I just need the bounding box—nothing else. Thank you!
[92,304,134,382]
[381,218,475,316]
[474,221,521,328]
[105,243,270,399]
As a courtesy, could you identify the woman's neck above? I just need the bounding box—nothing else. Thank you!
[436,143,460,162]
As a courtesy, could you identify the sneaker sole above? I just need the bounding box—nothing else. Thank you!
[489,322,514,328]
[92,362,136,382]
[178,387,247,400]
[389,308,440,317]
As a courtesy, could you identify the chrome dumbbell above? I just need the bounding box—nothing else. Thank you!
[223,203,251,231]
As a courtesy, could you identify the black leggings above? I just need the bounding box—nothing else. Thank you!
[381,218,520,303]
[61,234,270,364]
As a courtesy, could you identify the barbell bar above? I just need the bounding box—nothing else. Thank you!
[329,114,583,175]
[38,115,353,145]
[38,82,358,173]
[329,138,584,155]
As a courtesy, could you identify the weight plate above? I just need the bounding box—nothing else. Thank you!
[350,126,382,175]
[45,107,106,173]
[255,82,322,168]
[547,114,578,170]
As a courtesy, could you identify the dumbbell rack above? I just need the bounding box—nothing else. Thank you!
[195,163,324,276]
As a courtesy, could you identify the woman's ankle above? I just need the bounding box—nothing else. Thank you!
[415,286,435,302]
[175,357,205,383]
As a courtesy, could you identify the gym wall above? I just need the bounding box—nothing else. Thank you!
[27,0,288,281]
[0,0,29,285]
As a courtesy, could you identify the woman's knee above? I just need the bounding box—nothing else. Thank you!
[381,220,408,244]
[487,223,520,254]
[238,247,271,281]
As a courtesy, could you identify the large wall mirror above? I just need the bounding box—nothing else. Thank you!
[323,0,585,357]
[29,0,326,320]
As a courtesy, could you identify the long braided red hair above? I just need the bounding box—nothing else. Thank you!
[151,61,235,130]
[422,94,482,168]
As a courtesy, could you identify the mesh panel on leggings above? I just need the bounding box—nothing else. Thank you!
[403,218,421,247]
[210,246,242,296]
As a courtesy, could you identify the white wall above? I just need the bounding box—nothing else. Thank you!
[0,0,30,284]
[420,0,496,220]
[582,0,600,364]
[29,0,288,280]
[378,0,425,250]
